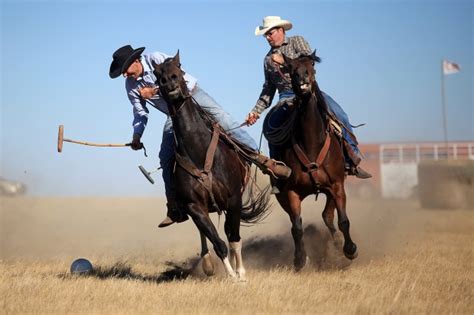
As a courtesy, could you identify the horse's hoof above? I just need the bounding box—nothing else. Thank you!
[201,253,215,276]
[294,256,309,271]
[343,243,358,260]
[333,232,344,249]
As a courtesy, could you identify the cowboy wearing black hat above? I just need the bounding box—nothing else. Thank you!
[110,45,291,227]
[110,45,146,79]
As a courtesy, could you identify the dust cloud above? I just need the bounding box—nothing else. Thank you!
[1,190,448,274]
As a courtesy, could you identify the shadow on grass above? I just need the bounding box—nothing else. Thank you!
[59,258,200,283]
[59,223,350,283]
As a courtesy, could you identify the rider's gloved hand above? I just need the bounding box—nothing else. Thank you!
[131,133,144,150]
[245,112,260,126]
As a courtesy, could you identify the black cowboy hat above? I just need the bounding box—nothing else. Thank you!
[109,45,145,79]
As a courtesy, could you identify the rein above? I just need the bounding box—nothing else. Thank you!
[175,122,221,213]
[291,93,333,188]
[167,94,189,118]
[170,93,257,214]
[274,61,291,84]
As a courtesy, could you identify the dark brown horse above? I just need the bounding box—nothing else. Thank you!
[268,51,358,270]
[152,52,270,280]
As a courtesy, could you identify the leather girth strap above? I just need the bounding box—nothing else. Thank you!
[292,131,331,188]
[175,123,221,214]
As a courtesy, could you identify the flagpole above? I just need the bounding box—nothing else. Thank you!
[441,60,449,159]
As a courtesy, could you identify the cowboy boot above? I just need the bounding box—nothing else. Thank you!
[343,142,372,179]
[251,153,292,179]
[347,165,372,179]
[158,201,189,228]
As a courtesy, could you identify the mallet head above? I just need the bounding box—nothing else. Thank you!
[57,125,64,152]
[139,165,155,184]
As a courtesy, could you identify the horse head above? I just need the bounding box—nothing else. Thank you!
[282,50,321,97]
[152,50,189,103]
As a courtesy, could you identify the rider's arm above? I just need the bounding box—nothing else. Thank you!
[126,81,149,137]
[251,57,277,115]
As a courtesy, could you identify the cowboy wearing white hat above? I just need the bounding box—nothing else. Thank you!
[246,16,372,189]
[255,16,292,36]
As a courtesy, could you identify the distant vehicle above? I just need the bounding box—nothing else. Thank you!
[0,177,26,196]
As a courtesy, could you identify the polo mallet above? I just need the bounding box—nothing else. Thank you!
[138,165,162,184]
[57,125,131,152]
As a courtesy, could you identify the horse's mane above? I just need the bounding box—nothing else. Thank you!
[158,57,218,128]
[296,53,330,123]
[191,96,218,129]
[312,81,331,124]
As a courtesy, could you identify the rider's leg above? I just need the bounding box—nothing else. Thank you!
[158,118,189,228]
[321,91,371,179]
[266,102,293,194]
[191,86,291,179]
[192,85,258,150]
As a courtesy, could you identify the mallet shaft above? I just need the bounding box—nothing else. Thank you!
[57,124,130,152]
[63,138,131,147]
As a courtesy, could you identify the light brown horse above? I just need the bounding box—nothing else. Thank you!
[268,51,358,270]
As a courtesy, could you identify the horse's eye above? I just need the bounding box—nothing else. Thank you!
[171,74,178,80]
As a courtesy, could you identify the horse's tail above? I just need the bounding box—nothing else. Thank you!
[240,184,272,224]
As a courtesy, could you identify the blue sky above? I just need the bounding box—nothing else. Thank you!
[1,0,472,196]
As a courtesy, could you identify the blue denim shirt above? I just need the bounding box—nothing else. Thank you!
[125,52,197,136]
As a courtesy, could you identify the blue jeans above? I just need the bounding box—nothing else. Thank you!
[266,92,360,163]
[159,86,257,199]
[320,91,360,155]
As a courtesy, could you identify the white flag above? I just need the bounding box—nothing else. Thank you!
[443,60,461,75]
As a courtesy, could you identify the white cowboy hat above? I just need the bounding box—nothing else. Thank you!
[255,16,292,36]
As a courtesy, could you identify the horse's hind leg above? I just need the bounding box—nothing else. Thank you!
[278,191,307,271]
[322,195,337,237]
[322,195,343,248]
[333,183,358,259]
[224,201,246,281]
[188,203,237,279]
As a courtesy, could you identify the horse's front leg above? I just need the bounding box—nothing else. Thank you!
[277,191,307,271]
[188,203,237,279]
[199,231,215,276]
[322,194,344,247]
[333,183,358,259]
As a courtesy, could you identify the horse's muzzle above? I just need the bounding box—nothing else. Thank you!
[298,82,312,95]
[166,87,184,100]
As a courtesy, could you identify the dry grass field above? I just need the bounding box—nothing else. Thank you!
[1,194,473,314]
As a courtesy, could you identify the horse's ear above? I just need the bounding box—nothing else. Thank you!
[151,59,159,70]
[311,50,321,63]
[174,50,181,67]
[151,59,162,79]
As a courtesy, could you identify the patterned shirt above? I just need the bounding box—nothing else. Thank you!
[252,35,312,114]
[125,52,197,136]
